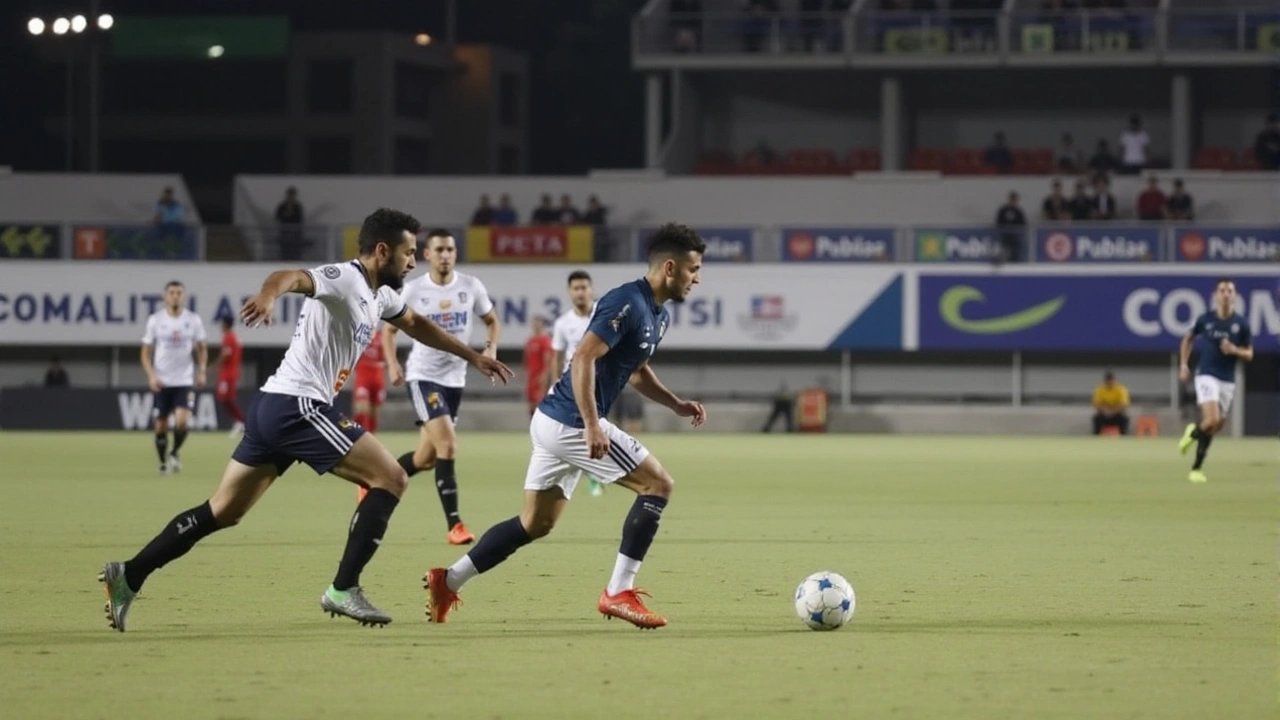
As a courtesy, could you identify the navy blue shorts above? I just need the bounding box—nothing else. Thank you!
[153,386,194,418]
[408,381,463,424]
[232,392,366,475]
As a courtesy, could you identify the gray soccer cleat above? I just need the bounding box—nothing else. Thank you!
[99,562,137,632]
[167,454,183,474]
[320,585,391,627]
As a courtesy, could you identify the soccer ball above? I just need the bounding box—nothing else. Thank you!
[794,571,855,631]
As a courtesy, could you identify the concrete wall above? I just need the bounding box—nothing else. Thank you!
[0,173,198,224]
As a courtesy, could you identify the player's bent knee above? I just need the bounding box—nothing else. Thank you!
[370,465,409,497]
[521,513,557,540]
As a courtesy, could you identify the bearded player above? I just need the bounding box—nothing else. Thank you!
[99,208,512,632]
[424,223,707,630]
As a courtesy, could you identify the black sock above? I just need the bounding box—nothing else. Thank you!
[1192,433,1214,470]
[123,502,220,592]
[153,433,168,463]
[333,488,400,591]
[467,516,532,573]
[619,495,668,562]
[1190,426,1205,441]
[172,427,189,456]
[435,459,460,529]
[397,452,421,478]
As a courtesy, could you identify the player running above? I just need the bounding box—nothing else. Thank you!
[141,281,208,475]
[98,209,513,632]
[1177,278,1253,483]
[549,269,602,496]
[214,316,245,438]
[384,229,500,546]
[523,316,553,417]
[424,223,707,630]
[353,324,387,433]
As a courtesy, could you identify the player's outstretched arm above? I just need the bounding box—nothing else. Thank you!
[382,323,405,385]
[1177,333,1195,382]
[240,270,315,327]
[388,309,513,384]
[630,364,706,427]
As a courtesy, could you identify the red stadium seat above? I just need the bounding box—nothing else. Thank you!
[908,148,947,172]
[948,148,986,175]
[846,148,881,172]
[1193,147,1236,170]
[1014,148,1055,175]
[1233,149,1259,171]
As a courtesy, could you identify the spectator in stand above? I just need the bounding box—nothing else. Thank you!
[556,194,581,224]
[1136,176,1167,221]
[1092,177,1117,220]
[1088,139,1119,179]
[1056,132,1083,173]
[983,132,1014,174]
[994,191,1026,264]
[470,195,495,225]
[531,194,558,225]
[493,194,518,225]
[752,138,779,167]
[669,0,702,52]
[743,0,779,53]
[1091,371,1131,436]
[1069,180,1093,221]
[583,195,607,226]
[1118,114,1150,175]
[1166,178,1195,221]
[1255,113,1280,171]
[584,195,612,261]
[275,187,305,261]
[153,187,185,227]
[44,355,69,388]
[1041,179,1071,221]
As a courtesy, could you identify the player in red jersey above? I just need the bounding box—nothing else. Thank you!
[522,316,553,417]
[214,316,245,437]
[353,325,387,433]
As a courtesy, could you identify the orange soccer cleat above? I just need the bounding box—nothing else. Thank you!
[447,523,475,545]
[598,588,668,629]
[423,567,461,623]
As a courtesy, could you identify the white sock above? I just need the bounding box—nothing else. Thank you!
[446,555,477,592]
[606,554,642,596]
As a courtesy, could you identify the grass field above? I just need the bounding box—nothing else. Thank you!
[0,431,1275,719]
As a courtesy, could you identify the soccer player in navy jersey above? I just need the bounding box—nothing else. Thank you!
[424,223,707,629]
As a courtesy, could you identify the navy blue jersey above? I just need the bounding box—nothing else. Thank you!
[1189,311,1251,382]
[539,279,670,428]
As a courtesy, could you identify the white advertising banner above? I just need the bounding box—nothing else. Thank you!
[0,262,904,350]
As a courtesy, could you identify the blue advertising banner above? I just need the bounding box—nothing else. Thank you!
[912,227,999,262]
[73,225,200,260]
[918,274,1280,351]
[1036,226,1160,263]
[637,227,752,262]
[0,224,61,259]
[781,227,895,262]
[1173,227,1280,263]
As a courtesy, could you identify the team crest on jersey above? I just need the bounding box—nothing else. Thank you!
[658,318,668,338]
[338,417,355,430]
[609,304,631,331]
[354,322,374,347]
[427,392,441,409]
[459,291,468,304]
[323,265,342,279]
[1231,323,1239,333]
[439,299,453,310]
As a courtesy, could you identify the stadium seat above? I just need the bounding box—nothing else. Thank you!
[1014,148,1055,175]
[1233,150,1260,171]
[785,148,842,175]
[1135,415,1160,437]
[694,150,738,175]
[908,148,947,172]
[948,148,988,175]
[1193,147,1236,171]
[846,148,882,172]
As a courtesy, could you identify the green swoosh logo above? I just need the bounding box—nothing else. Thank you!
[939,285,1065,334]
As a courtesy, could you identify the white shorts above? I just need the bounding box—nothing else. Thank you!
[1194,375,1236,414]
[524,410,650,500]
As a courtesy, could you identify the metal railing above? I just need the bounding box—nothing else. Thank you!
[633,6,1279,57]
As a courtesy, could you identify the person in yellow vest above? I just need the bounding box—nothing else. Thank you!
[1092,371,1131,435]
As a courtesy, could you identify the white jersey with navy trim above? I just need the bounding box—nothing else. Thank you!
[401,271,494,388]
[141,308,206,387]
[261,261,407,404]
[551,305,594,374]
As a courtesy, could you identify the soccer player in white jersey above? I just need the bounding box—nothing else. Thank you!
[140,281,208,475]
[99,209,513,632]
[549,269,602,496]
[384,229,499,546]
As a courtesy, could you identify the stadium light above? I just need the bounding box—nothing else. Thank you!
[97,14,113,30]
[414,33,432,46]
[52,17,70,35]
[71,15,87,33]
[207,45,225,59]
[27,18,45,35]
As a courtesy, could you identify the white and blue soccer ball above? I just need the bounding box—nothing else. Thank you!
[794,571,856,631]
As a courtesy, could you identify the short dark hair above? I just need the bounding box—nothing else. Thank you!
[1104,370,1115,381]
[165,280,183,291]
[646,223,705,263]
[1217,277,1234,288]
[219,315,234,329]
[567,270,592,284]
[425,228,453,241]
[358,208,422,255]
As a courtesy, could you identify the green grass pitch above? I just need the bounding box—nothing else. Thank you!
[0,431,1274,719]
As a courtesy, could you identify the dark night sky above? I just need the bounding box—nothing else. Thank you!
[0,0,650,174]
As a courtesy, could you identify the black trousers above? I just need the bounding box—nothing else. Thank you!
[763,400,794,433]
[1092,412,1129,435]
